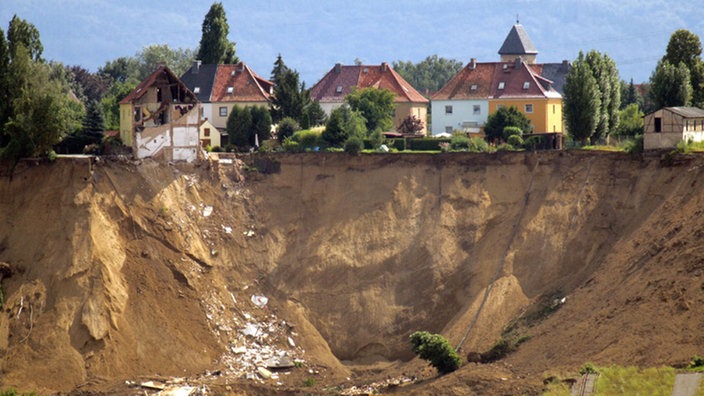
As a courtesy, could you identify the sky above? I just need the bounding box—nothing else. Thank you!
[2,0,703,86]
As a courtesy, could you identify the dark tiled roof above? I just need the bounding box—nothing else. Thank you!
[180,62,218,103]
[310,63,428,104]
[120,65,197,105]
[210,62,273,103]
[498,23,538,56]
[540,61,571,96]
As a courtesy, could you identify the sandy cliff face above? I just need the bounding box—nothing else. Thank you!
[1,151,703,394]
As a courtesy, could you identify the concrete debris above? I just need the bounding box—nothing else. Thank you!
[250,295,268,308]
[257,367,272,379]
[288,336,296,348]
[159,386,196,396]
[219,158,234,165]
[222,225,232,234]
[231,345,247,354]
[202,206,213,217]
[140,380,166,390]
[243,229,255,237]
[264,356,295,369]
[338,375,417,395]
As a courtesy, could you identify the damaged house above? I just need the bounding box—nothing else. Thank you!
[119,65,201,161]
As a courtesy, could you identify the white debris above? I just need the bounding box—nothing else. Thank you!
[222,225,232,234]
[257,367,272,379]
[219,158,234,165]
[288,336,296,348]
[243,229,255,237]
[251,295,268,308]
[202,206,213,217]
[232,345,247,354]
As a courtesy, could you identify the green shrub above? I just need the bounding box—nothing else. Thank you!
[344,136,363,155]
[277,117,301,142]
[292,129,323,150]
[388,138,406,151]
[210,145,224,152]
[523,135,544,151]
[623,135,643,154]
[450,134,471,151]
[468,137,490,152]
[688,355,704,369]
[503,126,523,141]
[496,143,516,151]
[579,363,598,375]
[410,331,461,375]
[507,134,524,147]
[303,378,315,387]
[408,138,448,151]
[281,139,301,153]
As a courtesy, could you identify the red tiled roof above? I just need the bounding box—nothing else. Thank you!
[120,64,197,105]
[310,63,428,104]
[210,62,273,103]
[432,60,561,100]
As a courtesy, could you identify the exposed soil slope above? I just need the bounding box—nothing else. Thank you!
[1,151,703,395]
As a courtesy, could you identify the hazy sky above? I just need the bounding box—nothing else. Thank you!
[2,0,703,85]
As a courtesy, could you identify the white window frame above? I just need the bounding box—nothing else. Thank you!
[219,106,228,117]
[473,105,481,115]
[445,105,453,115]
[525,104,533,113]
[498,82,505,90]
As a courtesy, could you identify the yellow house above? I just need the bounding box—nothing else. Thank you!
[488,59,563,136]
[199,119,221,149]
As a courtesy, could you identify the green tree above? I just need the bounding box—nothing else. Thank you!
[0,27,10,145]
[615,103,644,137]
[483,106,531,143]
[137,44,195,79]
[7,15,42,62]
[250,105,272,147]
[398,115,425,135]
[649,60,692,108]
[564,57,601,145]
[393,55,464,94]
[302,98,327,129]
[620,78,639,109]
[662,29,704,106]
[99,56,141,84]
[410,331,461,375]
[101,80,136,130]
[2,46,71,161]
[226,105,251,149]
[584,50,620,142]
[345,87,395,134]
[271,67,306,124]
[276,117,300,142]
[196,2,238,64]
[322,105,366,147]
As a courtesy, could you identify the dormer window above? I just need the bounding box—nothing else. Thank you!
[523,81,530,90]
[227,86,234,94]
[470,84,478,91]
[498,82,505,90]
[336,85,343,93]
[194,87,201,94]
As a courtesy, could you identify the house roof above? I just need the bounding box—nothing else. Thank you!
[309,63,428,104]
[210,62,273,103]
[432,60,561,101]
[120,64,197,105]
[651,107,704,118]
[498,23,538,56]
[180,62,218,103]
[539,61,571,96]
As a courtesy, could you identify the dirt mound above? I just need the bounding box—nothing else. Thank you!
[1,151,703,394]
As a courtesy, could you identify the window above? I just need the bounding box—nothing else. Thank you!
[194,87,200,94]
[134,106,142,122]
[219,107,228,117]
[498,82,505,90]
[204,128,210,137]
[497,104,505,110]
[654,117,662,133]
[553,104,556,114]
[445,105,453,114]
[473,105,481,115]
[226,86,234,94]
[523,81,530,90]
[445,126,453,133]
[470,84,478,91]
[525,104,533,113]
[336,85,343,93]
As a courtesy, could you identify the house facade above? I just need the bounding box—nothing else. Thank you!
[180,61,273,131]
[310,62,429,135]
[431,22,569,141]
[119,65,201,162]
[199,119,221,149]
[643,107,704,149]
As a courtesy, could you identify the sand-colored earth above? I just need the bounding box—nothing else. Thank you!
[1,150,703,395]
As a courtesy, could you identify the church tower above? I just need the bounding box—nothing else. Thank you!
[498,21,538,64]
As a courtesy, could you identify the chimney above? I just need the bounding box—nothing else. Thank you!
[381,62,388,72]
[334,63,342,73]
[515,57,522,69]
[469,58,477,70]
[192,60,202,74]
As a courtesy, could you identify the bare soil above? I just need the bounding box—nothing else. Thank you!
[1,150,703,395]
